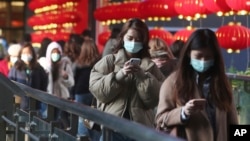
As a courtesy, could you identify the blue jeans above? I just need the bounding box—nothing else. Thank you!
[99,131,135,141]
[75,93,101,140]
[75,93,93,106]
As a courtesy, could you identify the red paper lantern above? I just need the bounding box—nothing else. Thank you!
[149,28,174,46]
[225,0,250,12]
[98,31,111,46]
[114,2,142,20]
[94,2,141,22]
[94,5,116,21]
[173,27,195,42]
[139,0,178,19]
[203,0,231,14]
[174,0,211,18]
[216,22,250,51]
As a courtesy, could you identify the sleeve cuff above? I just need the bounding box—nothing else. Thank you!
[115,69,126,82]
[181,107,190,122]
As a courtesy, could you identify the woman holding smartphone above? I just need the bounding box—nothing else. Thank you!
[89,18,165,141]
[155,29,238,141]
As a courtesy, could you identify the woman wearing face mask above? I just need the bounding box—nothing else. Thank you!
[89,18,165,141]
[8,43,48,114]
[45,41,74,129]
[155,29,238,141]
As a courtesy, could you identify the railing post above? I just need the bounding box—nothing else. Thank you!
[67,113,78,135]
[46,105,55,121]
[0,111,7,141]
[49,121,60,141]
[15,121,25,141]
[102,127,111,141]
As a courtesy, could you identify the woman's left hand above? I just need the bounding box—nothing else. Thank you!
[61,70,68,79]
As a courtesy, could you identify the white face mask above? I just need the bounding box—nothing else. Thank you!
[21,54,33,63]
[10,56,18,65]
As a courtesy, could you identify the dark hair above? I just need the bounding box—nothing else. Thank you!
[38,37,52,58]
[81,29,92,37]
[64,34,83,62]
[23,33,32,42]
[170,40,185,58]
[174,28,232,111]
[114,18,150,58]
[110,27,121,39]
[56,40,66,51]
[16,43,38,70]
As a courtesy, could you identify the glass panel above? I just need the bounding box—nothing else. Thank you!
[0,2,8,27]
[11,1,24,27]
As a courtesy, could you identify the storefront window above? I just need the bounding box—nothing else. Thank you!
[0,0,24,44]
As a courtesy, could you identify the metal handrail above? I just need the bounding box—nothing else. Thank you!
[0,74,183,141]
[227,73,250,81]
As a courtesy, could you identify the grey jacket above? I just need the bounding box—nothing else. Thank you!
[89,49,165,127]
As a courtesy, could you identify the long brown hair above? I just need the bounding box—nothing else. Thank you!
[174,28,232,111]
[76,39,100,67]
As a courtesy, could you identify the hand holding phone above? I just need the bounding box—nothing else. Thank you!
[129,58,141,66]
[192,99,206,110]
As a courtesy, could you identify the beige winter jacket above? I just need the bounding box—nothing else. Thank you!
[89,49,165,128]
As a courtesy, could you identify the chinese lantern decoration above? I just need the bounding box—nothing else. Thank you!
[174,0,211,20]
[139,0,178,20]
[225,0,250,14]
[27,0,88,44]
[98,31,111,46]
[203,0,231,15]
[173,27,195,42]
[149,28,174,46]
[94,2,142,25]
[216,22,250,53]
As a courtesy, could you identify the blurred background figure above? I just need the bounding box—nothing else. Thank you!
[81,29,92,41]
[8,43,48,116]
[37,37,52,72]
[102,27,121,57]
[0,45,9,77]
[170,40,185,59]
[72,39,101,141]
[46,41,74,129]
[64,33,83,100]
[8,43,22,69]
[149,37,178,77]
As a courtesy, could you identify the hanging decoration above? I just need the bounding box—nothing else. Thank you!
[203,0,231,16]
[149,28,174,46]
[173,26,195,42]
[174,0,211,21]
[94,2,142,25]
[139,0,178,21]
[225,0,250,15]
[98,31,111,46]
[216,22,250,53]
[27,0,88,44]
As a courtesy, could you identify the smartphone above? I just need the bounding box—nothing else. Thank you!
[129,58,141,66]
[193,99,206,109]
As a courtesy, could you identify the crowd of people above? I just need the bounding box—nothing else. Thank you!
[0,18,238,141]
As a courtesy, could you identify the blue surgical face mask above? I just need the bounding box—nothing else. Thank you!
[124,41,143,53]
[51,53,61,62]
[190,58,214,73]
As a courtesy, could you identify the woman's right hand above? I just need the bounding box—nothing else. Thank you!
[122,61,140,76]
[183,99,204,116]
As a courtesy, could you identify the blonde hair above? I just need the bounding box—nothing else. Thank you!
[148,37,175,59]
